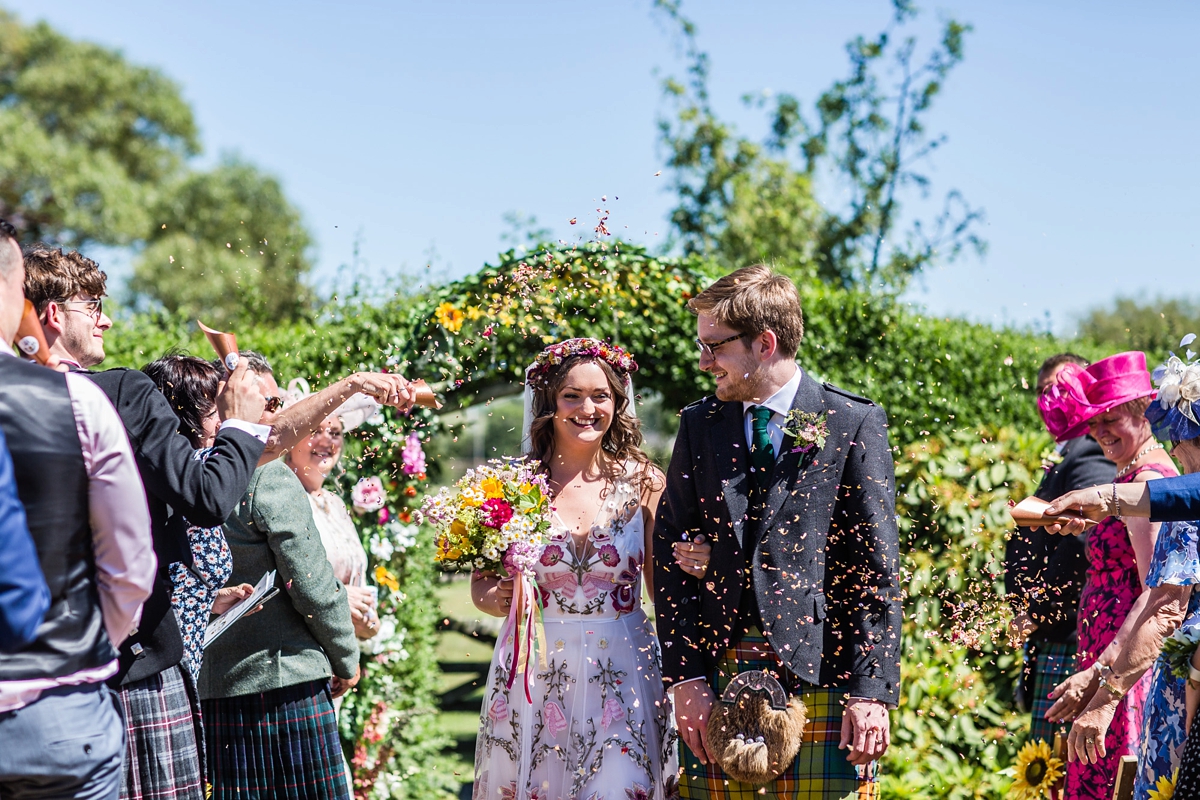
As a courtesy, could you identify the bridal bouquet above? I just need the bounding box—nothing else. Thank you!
[1161,625,1200,680]
[420,459,552,576]
[421,459,552,701]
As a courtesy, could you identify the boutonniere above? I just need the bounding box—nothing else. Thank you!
[783,409,829,455]
[1040,447,1064,473]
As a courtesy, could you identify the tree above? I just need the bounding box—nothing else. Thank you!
[1077,295,1200,357]
[133,156,315,326]
[0,9,198,245]
[655,0,984,291]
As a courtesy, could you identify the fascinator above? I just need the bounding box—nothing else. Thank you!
[1146,335,1200,444]
[1037,362,1100,442]
[1079,351,1156,416]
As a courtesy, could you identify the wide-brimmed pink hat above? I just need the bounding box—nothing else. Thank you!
[1080,351,1156,420]
[1038,362,1100,442]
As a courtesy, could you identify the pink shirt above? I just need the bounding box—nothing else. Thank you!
[0,349,156,712]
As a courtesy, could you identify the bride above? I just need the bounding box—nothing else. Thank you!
[470,339,708,800]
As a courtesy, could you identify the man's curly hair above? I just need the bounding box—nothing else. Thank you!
[22,245,108,314]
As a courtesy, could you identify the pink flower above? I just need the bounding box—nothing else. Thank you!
[540,544,564,566]
[597,544,620,567]
[480,498,514,529]
[600,696,626,729]
[377,507,390,524]
[352,477,386,514]
[488,696,509,723]
[400,432,426,476]
[543,700,567,738]
[611,583,637,615]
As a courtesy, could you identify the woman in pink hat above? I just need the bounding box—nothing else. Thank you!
[1043,351,1178,799]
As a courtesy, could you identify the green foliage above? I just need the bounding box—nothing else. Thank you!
[654,0,984,290]
[1076,294,1200,359]
[133,156,316,326]
[0,10,315,324]
[884,427,1050,799]
[405,241,717,415]
[0,9,198,244]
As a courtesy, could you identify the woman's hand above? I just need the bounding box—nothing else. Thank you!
[672,535,712,578]
[212,583,255,616]
[471,571,515,617]
[1046,667,1099,723]
[1067,695,1120,764]
[346,584,379,639]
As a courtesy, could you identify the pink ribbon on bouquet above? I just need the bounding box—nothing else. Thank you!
[504,572,546,703]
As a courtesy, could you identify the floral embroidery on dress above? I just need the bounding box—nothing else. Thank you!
[472,464,677,800]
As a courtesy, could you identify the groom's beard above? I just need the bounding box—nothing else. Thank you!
[713,364,768,404]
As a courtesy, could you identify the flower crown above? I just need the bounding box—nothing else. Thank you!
[1147,334,1200,443]
[525,338,638,386]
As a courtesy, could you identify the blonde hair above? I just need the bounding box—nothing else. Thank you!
[687,264,805,357]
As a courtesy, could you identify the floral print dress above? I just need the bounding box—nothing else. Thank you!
[1067,464,1176,800]
[1135,520,1200,800]
[169,448,235,678]
[473,466,678,800]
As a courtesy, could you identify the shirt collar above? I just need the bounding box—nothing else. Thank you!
[743,362,803,419]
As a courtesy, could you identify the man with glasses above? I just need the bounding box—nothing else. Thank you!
[654,264,901,799]
[22,244,419,800]
[1003,353,1115,745]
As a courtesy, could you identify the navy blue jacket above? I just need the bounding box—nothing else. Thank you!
[1150,473,1200,522]
[0,427,50,652]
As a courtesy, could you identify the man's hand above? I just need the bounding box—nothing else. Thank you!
[839,698,890,765]
[350,372,416,413]
[216,358,267,423]
[673,680,716,765]
[1046,667,1099,723]
[331,664,361,699]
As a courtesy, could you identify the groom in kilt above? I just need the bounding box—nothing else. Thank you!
[653,265,901,799]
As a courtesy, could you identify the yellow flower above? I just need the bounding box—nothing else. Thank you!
[1009,740,1064,800]
[374,564,401,591]
[518,482,534,495]
[480,477,504,499]
[434,301,464,333]
[1148,769,1177,800]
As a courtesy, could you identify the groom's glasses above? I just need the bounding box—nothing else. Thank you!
[695,331,748,358]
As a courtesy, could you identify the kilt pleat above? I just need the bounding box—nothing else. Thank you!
[117,664,206,800]
[1028,640,1075,744]
[202,679,350,800]
[678,630,878,800]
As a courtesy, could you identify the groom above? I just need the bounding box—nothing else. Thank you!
[653,265,901,798]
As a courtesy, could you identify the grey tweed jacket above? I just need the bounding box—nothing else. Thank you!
[199,459,358,700]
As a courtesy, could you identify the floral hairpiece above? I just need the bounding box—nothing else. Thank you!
[525,338,638,386]
[1147,334,1200,442]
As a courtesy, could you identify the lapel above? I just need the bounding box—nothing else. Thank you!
[751,369,829,544]
[709,398,752,548]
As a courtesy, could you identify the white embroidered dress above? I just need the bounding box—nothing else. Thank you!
[473,467,678,800]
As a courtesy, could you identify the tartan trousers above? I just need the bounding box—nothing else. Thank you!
[1025,640,1076,745]
[678,630,878,800]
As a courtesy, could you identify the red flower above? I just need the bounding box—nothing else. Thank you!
[398,510,412,523]
[480,498,514,529]
[404,486,418,497]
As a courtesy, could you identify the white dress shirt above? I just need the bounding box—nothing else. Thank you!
[741,363,803,455]
[0,346,156,712]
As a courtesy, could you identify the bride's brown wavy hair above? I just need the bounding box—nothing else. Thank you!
[526,354,656,488]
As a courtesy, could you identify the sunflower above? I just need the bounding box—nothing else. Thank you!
[1147,769,1177,800]
[1009,739,1064,800]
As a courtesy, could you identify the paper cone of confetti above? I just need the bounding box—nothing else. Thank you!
[411,379,443,410]
[1009,496,1097,529]
[14,300,56,367]
[198,321,240,372]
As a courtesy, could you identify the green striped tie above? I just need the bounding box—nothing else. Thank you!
[749,405,775,491]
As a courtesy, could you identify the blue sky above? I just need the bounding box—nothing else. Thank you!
[7,1,1194,334]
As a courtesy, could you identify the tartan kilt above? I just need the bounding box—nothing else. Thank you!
[678,630,878,800]
[117,664,206,800]
[202,679,350,800]
[1027,640,1075,745]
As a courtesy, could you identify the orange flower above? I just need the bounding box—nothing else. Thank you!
[374,565,400,591]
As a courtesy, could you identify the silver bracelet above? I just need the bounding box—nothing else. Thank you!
[1112,483,1121,517]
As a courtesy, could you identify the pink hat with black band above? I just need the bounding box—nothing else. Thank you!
[1080,351,1156,418]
